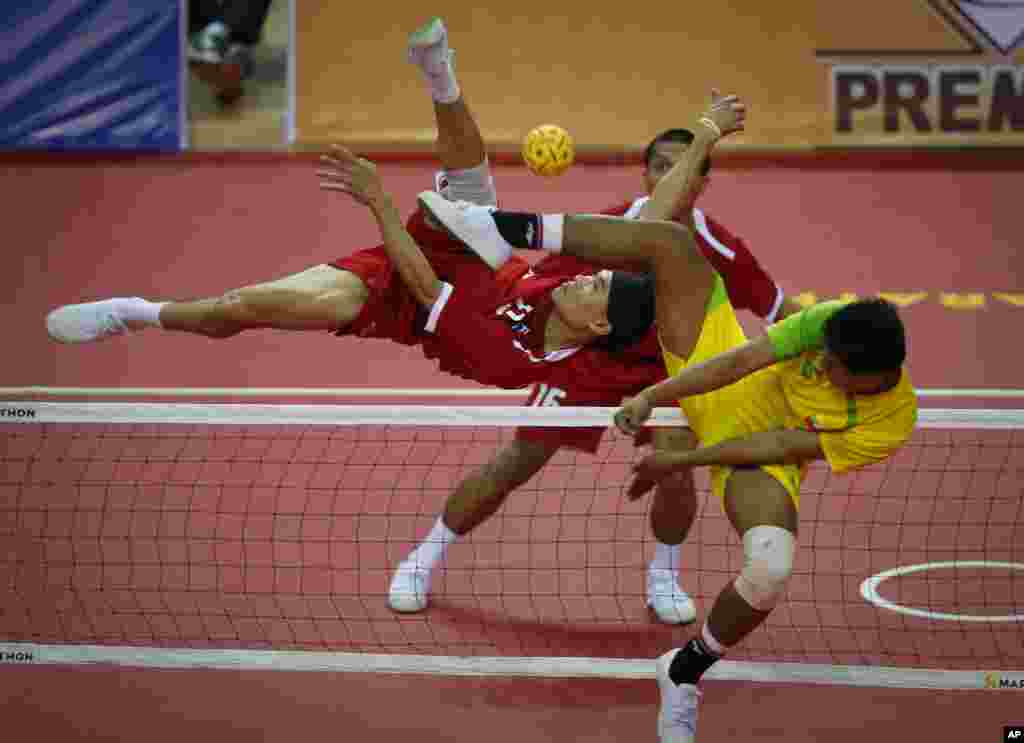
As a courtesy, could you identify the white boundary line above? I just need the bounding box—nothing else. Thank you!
[0,643,1016,690]
[860,562,1024,623]
[3,402,1024,428]
[1,387,1024,399]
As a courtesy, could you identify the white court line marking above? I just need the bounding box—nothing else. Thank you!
[1,387,1024,398]
[0,387,525,398]
[860,561,1024,623]
[0,643,1017,690]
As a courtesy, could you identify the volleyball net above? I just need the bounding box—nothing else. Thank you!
[1,400,1021,687]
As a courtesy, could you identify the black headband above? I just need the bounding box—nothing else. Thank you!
[602,271,656,351]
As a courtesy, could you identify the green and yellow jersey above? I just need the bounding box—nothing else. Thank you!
[765,300,918,475]
[660,277,918,506]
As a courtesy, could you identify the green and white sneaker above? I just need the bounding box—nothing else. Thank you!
[188,21,230,64]
[407,17,451,76]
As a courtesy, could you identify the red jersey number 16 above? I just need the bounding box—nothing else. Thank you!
[531,383,567,407]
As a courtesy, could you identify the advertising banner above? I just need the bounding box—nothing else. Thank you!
[0,1,183,151]
[293,0,1023,152]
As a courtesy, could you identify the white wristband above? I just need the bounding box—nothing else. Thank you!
[698,117,722,139]
[541,214,564,252]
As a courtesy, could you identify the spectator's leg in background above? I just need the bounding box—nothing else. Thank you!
[220,0,275,46]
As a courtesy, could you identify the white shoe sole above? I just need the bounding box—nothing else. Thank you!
[416,191,507,270]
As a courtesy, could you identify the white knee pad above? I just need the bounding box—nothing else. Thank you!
[434,160,498,206]
[733,525,795,611]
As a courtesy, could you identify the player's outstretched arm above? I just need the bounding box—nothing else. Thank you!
[626,429,824,499]
[615,335,778,436]
[319,145,442,308]
[638,89,747,224]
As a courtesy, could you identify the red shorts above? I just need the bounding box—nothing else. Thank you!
[329,245,423,345]
[514,421,657,454]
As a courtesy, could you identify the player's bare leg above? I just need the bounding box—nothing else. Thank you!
[646,427,699,624]
[555,217,715,359]
[657,469,797,742]
[389,439,557,613]
[416,202,716,348]
[408,17,496,207]
[46,264,370,343]
[489,211,717,356]
[159,265,368,337]
[433,96,486,171]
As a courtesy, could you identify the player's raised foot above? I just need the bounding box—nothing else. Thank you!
[387,559,433,613]
[407,17,451,77]
[647,568,697,625]
[46,298,140,343]
[416,191,510,270]
[656,649,700,743]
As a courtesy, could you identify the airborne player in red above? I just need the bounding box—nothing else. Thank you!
[45,17,798,627]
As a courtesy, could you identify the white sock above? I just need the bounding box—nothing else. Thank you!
[540,214,564,252]
[407,516,458,570]
[650,541,681,573]
[115,298,166,329]
[423,50,460,104]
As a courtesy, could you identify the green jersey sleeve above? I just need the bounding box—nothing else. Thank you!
[767,301,847,361]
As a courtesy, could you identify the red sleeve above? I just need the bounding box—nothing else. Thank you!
[692,211,784,322]
[600,201,633,217]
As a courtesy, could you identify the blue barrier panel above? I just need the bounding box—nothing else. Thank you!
[0,1,182,151]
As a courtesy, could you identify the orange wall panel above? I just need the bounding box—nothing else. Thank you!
[294,1,1024,152]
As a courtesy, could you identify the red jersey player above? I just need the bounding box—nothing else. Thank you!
[318,124,797,626]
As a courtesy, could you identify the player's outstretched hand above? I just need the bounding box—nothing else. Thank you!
[317,145,387,207]
[627,450,687,500]
[614,393,653,437]
[700,88,747,139]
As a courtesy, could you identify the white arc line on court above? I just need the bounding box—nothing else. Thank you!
[860,561,1024,622]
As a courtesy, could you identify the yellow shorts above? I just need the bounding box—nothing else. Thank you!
[661,277,803,508]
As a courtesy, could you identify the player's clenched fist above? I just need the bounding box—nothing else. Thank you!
[614,392,653,436]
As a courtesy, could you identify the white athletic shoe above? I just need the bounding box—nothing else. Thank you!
[416,191,510,270]
[387,560,433,613]
[407,17,452,78]
[656,649,700,743]
[647,569,697,625]
[46,299,133,343]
